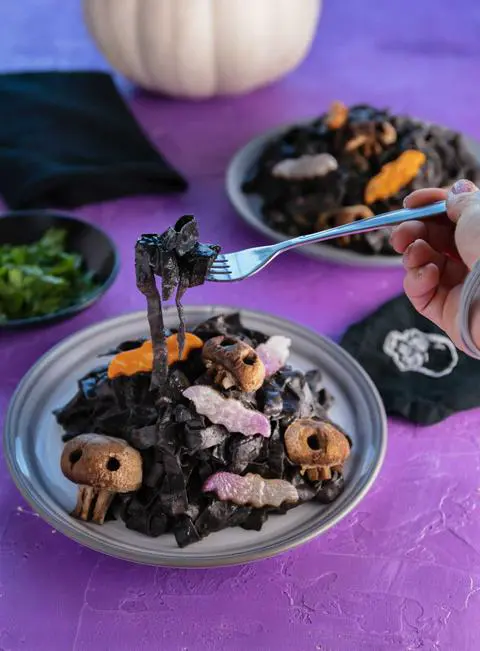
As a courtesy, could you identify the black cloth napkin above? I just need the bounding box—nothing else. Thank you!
[341,295,480,424]
[0,71,187,209]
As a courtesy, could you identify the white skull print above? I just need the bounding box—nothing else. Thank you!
[383,328,459,378]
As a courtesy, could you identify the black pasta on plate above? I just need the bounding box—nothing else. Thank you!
[243,102,480,255]
[55,314,350,547]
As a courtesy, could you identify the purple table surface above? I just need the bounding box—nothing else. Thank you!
[1,1,480,650]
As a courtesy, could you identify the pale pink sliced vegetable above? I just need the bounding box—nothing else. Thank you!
[271,153,338,180]
[256,336,292,377]
[203,472,299,508]
[183,385,271,438]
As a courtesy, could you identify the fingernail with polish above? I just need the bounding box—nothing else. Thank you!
[451,179,478,195]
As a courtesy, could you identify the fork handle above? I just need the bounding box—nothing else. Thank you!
[274,201,447,252]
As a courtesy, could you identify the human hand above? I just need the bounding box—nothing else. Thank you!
[390,179,480,354]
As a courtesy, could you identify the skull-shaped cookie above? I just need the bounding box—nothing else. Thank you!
[61,434,143,524]
[284,418,351,481]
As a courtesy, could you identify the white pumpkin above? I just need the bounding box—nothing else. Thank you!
[83,0,322,99]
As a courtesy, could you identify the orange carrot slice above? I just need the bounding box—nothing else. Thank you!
[166,332,203,365]
[107,340,153,379]
[107,333,203,379]
[364,150,426,205]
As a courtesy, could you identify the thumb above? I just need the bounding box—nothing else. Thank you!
[447,179,480,270]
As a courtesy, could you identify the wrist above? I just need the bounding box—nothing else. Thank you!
[459,259,480,357]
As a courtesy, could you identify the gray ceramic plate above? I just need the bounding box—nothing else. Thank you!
[226,121,480,267]
[4,306,387,567]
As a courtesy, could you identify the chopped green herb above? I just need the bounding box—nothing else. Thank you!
[0,228,99,322]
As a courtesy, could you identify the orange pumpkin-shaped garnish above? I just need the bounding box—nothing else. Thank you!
[107,333,203,379]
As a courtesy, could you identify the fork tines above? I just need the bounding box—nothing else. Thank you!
[209,255,232,277]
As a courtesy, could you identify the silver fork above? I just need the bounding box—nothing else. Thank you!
[208,201,447,282]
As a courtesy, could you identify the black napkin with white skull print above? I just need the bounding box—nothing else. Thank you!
[340,295,480,425]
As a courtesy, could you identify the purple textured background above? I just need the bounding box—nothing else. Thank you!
[1,1,480,650]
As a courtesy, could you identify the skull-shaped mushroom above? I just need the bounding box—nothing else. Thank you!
[284,418,351,481]
[61,434,143,524]
[202,335,265,392]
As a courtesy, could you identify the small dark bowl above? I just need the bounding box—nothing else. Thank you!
[0,210,120,329]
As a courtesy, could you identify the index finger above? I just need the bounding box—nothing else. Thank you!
[391,188,457,257]
[403,188,448,209]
